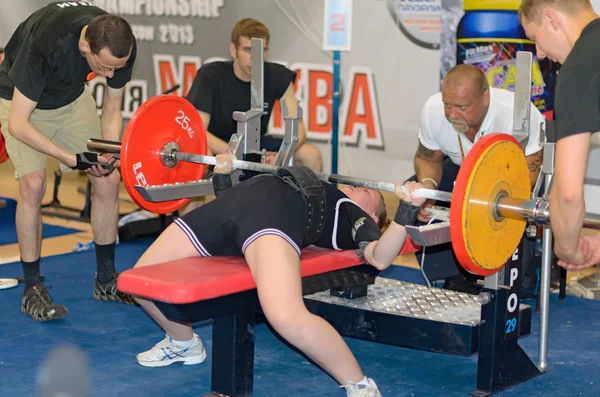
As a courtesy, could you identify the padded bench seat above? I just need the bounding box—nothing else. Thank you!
[117,240,420,304]
[118,247,360,303]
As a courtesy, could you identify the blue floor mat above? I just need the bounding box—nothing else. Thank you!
[0,240,598,396]
[0,198,83,245]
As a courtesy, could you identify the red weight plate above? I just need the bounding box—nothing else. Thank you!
[450,133,527,276]
[120,95,208,214]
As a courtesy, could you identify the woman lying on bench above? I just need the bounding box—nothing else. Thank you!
[130,154,425,397]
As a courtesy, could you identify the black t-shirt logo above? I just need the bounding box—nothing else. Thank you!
[352,217,366,241]
[57,1,93,8]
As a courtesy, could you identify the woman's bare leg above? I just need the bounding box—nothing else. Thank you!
[133,223,199,341]
[244,234,364,385]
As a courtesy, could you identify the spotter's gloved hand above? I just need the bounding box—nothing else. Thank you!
[71,152,117,175]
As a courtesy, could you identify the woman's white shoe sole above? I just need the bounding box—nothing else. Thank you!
[136,349,207,367]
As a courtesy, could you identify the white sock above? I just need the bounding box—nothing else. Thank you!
[169,335,195,348]
[355,377,370,387]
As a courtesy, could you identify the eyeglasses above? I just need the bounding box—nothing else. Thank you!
[92,53,128,73]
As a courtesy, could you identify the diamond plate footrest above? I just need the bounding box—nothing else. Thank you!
[303,278,532,355]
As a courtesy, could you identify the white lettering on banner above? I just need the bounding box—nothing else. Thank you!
[400,4,442,12]
[158,24,195,45]
[88,77,148,118]
[153,54,201,96]
[91,0,225,17]
[131,25,155,41]
[89,0,224,44]
[397,0,442,13]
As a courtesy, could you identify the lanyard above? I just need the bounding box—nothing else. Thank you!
[457,130,484,161]
[457,134,466,161]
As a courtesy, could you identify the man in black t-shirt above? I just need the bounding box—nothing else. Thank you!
[185,18,323,172]
[0,2,138,321]
[520,0,600,270]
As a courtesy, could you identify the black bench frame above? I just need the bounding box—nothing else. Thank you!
[153,238,539,397]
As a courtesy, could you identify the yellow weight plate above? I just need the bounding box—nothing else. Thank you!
[450,133,530,276]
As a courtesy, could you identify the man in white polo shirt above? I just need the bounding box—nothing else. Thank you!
[412,64,546,293]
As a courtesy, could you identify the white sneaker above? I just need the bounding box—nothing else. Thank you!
[343,378,382,397]
[136,334,207,367]
[566,282,595,300]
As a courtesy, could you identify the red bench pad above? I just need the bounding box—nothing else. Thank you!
[117,237,421,305]
[117,247,362,304]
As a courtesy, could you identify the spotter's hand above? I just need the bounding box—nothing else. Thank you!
[215,153,235,175]
[394,181,427,207]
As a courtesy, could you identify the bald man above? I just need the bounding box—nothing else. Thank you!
[411,64,546,293]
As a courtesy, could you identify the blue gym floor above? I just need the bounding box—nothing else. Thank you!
[0,238,599,396]
[0,198,83,245]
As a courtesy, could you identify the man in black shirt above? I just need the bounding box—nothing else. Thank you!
[186,18,323,172]
[129,153,425,397]
[519,0,600,270]
[0,2,138,321]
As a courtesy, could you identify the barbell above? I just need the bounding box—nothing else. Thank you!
[89,96,441,212]
[88,95,600,276]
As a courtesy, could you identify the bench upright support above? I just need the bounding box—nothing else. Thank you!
[209,312,256,397]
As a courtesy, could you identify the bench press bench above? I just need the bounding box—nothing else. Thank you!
[118,245,400,397]
[118,238,537,397]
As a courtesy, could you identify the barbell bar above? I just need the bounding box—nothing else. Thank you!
[87,135,600,232]
[496,196,600,228]
[86,95,600,276]
[87,138,454,202]
[176,145,600,231]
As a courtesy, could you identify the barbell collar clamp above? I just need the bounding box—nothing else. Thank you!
[530,198,550,226]
[495,197,550,227]
[492,191,509,223]
[161,142,180,168]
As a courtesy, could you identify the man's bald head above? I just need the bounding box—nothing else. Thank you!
[441,65,491,136]
[442,64,489,98]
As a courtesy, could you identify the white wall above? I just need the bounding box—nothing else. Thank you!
[312,0,440,182]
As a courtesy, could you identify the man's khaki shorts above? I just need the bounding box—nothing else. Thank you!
[0,86,102,180]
